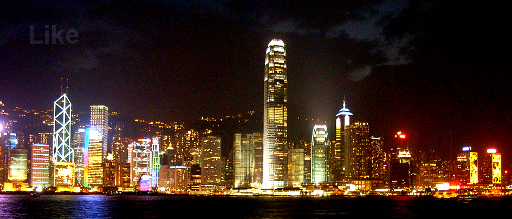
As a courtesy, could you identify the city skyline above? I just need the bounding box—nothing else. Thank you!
[0,92,511,194]
[0,1,510,166]
[2,4,512,219]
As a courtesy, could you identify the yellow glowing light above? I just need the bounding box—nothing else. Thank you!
[469,152,478,184]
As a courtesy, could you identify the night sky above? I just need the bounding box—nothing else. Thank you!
[1,1,510,159]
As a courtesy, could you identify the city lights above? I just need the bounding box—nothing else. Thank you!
[3,91,509,197]
[0,34,508,200]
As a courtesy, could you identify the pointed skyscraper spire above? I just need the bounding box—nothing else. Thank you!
[336,96,353,126]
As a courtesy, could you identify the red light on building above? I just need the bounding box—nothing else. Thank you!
[395,132,406,139]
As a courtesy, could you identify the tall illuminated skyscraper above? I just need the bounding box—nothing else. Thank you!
[31,144,50,188]
[263,39,288,189]
[90,105,109,161]
[345,122,370,179]
[129,139,152,187]
[332,99,352,181]
[87,128,103,187]
[151,137,161,188]
[311,125,329,184]
[201,136,222,188]
[53,93,73,163]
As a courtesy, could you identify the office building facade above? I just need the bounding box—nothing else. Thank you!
[201,136,222,187]
[234,133,255,188]
[90,105,109,162]
[345,122,370,179]
[87,128,103,187]
[311,125,329,184]
[31,143,50,188]
[263,39,288,189]
[333,100,352,181]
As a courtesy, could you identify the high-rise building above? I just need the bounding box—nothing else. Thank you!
[369,137,386,180]
[302,139,312,184]
[90,105,109,162]
[104,153,116,187]
[74,148,84,187]
[151,137,161,188]
[129,139,152,187]
[53,93,73,163]
[288,148,304,187]
[455,146,474,185]
[31,143,50,188]
[117,162,131,188]
[234,133,255,188]
[345,122,370,179]
[201,136,222,188]
[491,152,502,185]
[481,148,501,185]
[263,39,288,189]
[469,151,478,184]
[167,166,189,191]
[87,128,103,187]
[311,125,329,184]
[333,100,352,181]
[8,148,28,182]
[72,128,86,187]
[388,131,415,190]
[252,133,263,187]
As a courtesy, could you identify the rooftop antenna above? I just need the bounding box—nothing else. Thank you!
[60,77,63,95]
[65,78,69,94]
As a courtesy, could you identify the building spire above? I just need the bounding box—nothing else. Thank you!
[343,95,346,108]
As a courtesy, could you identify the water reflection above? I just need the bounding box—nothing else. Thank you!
[1,194,512,218]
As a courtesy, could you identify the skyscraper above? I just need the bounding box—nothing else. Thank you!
[151,137,161,188]
[104,153,116,187]
[53,93,73,163]
[234,133,255,188]
[90,105,109,161]
[287,148,304,187]
[87,128,103,187]
[263,39,288,189]
[481,149,501,185]
[129,139,152,187]
[8,148,28,182]
[31,143,50,188]
[311,125,329,184]
[72,128,86,187]
[201,136,222,188]
[252,133,264,187]
[388,132,414,190]
[345,122,370,179]
[332,100,352,181]
[455,146,473,185]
